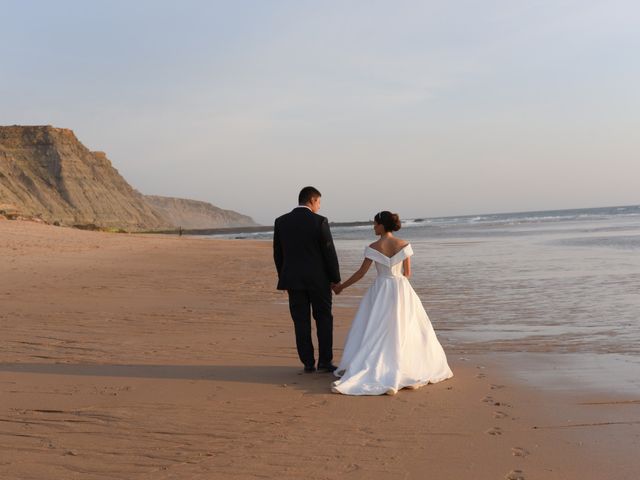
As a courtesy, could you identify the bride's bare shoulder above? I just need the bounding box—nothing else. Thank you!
[393,237,409,248]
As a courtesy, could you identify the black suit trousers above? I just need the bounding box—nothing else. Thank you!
[287,287,333,367]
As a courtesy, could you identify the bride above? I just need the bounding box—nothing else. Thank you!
[332,211,453,395]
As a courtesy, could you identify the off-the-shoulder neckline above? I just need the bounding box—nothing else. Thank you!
[367,243,411,259]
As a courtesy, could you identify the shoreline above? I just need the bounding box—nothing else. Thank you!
[1,221,637,479]
[147,220,374,237]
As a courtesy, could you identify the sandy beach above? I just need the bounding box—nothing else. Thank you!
[1,220,638,479]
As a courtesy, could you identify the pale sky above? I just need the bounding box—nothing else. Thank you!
[1,0,638,224]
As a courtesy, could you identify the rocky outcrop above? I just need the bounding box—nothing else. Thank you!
[144,195,257,229]
[0,125,170,230]
[0,125,257,231]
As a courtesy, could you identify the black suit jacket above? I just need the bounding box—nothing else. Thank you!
[273,207,341,291]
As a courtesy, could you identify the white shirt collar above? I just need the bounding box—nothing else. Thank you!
[295,205,312,211]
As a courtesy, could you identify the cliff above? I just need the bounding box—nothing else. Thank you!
[0,125,171,230]
[0,125,257,231]
[144,195,257,229]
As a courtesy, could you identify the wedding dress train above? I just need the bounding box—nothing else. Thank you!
[332,244,453,395]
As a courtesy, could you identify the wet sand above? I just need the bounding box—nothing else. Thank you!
[1,220,638,479]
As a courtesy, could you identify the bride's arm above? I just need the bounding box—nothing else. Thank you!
[403,257,411,278]
[334,258,372,294]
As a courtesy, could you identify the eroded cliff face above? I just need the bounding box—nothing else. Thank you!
[144,195,257,229]
[0,125,257,231]
[0,125,170,230]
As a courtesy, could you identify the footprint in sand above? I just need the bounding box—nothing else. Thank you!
[475,373,487,379]
[491,384,505,390]
[482,395,504,407]
[486,426,503,436]
[493,411,508,419]
[511,447,530,457]
[345,463,361,472]
[505,469,525,480]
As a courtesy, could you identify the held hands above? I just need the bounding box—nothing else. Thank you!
[331,283,344,295]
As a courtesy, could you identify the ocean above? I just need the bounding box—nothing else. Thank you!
[215,205,640,394]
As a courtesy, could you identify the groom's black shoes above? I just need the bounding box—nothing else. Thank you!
[317,363,338,373]
[304,364,317,373]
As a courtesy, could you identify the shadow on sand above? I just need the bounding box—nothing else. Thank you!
[0,363,335,393]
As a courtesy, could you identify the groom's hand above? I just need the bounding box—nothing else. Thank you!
[331,282,342,295]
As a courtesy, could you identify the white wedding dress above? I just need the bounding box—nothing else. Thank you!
[332,244,453,395]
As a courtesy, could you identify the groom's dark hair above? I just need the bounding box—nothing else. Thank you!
[298,186,322,205]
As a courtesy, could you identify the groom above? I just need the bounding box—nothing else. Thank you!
[273,186,341,373]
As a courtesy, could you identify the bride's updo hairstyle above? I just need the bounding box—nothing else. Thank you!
[374,211,401,232]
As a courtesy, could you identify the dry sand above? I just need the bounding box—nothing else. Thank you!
[1,220,637,479]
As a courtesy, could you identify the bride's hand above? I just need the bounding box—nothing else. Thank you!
[332,283,343,295]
